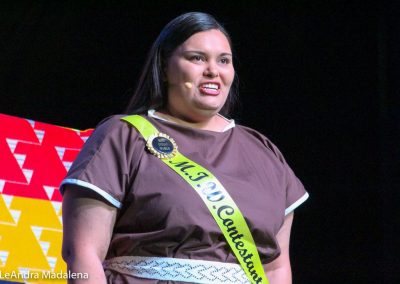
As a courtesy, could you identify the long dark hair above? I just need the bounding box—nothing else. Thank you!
[125,12,239,116]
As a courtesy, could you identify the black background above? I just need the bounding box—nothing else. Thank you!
[1,1,399,283]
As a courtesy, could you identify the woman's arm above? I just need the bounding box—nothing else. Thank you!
[265,212,294,284]
[62,185,117,284]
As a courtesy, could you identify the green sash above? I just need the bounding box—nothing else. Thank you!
[122,115,269,284]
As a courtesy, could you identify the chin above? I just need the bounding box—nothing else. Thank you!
[193,108,221,120]
[196,101,223,111]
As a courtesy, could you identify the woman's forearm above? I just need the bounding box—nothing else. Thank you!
[65,253,107,284]
[266,266,292,284]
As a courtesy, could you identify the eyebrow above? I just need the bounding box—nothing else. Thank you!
[182,50,233,57]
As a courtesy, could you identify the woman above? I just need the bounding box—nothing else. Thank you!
[61,12,308,284]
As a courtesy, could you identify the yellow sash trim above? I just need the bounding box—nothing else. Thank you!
[122,115,269,284]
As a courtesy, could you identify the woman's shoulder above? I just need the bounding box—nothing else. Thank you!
[94,114,128,130]
[85,114,143,146]
[234,124,286,163]
[93,114,143,133]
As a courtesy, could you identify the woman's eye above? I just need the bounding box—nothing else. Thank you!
[220,57,231,64]
[190,55,204,62]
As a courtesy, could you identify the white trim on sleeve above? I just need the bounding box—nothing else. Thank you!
[60,178,122,208]
[285,192,309,216]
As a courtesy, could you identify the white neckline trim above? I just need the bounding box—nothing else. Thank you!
[147,109,235,132]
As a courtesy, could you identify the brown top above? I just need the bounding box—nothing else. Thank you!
[61,114,308,283]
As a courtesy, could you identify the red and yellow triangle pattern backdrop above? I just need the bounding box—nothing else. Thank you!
[0,114,93,283]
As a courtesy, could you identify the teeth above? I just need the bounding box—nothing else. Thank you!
[202,83,219,90]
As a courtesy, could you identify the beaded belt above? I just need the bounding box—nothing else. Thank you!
[103,256,251,283]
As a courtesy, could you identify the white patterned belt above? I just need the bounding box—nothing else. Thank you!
[103,256,251,283]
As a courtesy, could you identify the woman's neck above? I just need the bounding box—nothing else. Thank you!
[154,109,229,132]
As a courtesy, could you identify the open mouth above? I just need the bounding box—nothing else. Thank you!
[199,83,220,96]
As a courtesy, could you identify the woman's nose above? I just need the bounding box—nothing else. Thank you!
[203,63,219,78]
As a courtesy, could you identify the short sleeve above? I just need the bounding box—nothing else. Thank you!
[258,133,309,216]
[59,115,140,208]
[282,162,309,215]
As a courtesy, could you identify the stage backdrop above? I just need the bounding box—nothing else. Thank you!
[0,113,92,283]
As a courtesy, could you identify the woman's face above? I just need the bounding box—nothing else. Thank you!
[164,29,235,122]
